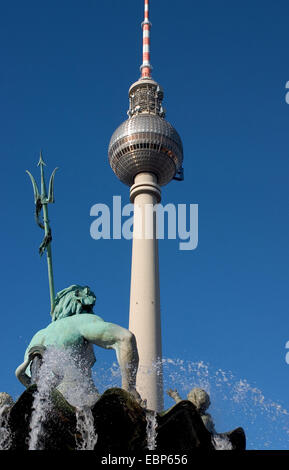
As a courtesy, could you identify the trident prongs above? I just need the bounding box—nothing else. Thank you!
[26,153,58,204]
[26,151,59,315]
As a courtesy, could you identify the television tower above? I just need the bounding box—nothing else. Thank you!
[108,0,183,411]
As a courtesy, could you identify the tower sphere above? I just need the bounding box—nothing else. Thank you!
[108,79,183,187]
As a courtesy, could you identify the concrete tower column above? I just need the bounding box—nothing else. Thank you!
[129,172,163,411]
[108,1,183,414]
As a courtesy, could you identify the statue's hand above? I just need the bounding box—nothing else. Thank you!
[27,345,46,362]
[166,388,179,399]
[127,387,146,407]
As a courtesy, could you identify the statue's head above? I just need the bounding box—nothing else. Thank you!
[187,387,211,412]
[51,285,96,322]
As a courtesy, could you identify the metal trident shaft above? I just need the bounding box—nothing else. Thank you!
[26,151,58,315]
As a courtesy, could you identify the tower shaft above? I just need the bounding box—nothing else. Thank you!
[108,0,183,411]
[129,172,163,411]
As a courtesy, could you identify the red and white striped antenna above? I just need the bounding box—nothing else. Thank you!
[140,0,152,79]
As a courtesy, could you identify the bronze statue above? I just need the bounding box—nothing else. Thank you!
[167,387,216,433]
[16,285,141,404]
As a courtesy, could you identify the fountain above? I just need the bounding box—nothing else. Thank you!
[1,347,247,452]
[3,353,289,451]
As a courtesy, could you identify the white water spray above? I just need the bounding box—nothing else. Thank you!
[146,410,158,450]
[75,407,98,450]
[28,350,61,450]
[28,347,99,450]
[0,406,12,450]
[211,434,233,450]
[92,357,289,450]
[161,358,289,450]
[22,352,289,451]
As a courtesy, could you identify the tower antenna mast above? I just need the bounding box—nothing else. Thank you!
[140,0,152,79]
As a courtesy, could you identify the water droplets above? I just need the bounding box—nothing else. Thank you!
[75,407,98,450]
[0,406,12,450]
[146,410,158,450]
[162,358,289,450]
[211,434,233,450]
[28,346,99,450]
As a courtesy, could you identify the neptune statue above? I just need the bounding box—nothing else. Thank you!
[15,285,140,404]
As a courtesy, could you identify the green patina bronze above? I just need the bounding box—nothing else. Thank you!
[26,152,58,315]
[15,285,140,403]
[19,157,141,405]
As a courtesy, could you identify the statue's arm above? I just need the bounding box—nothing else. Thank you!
[166,388,182,403]
[202,413,216,434]
[79,317,139,394]
[15,356,32,387]
[15,330,45,387]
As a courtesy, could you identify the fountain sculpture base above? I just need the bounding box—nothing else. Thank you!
[4,386,246,451]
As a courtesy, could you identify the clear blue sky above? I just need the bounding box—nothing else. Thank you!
[1,0,289,450]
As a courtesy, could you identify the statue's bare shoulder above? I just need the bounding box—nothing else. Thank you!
[16,285,140,402]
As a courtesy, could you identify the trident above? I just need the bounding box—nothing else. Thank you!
[26,151,58,315]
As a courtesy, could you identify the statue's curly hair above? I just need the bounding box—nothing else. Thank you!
[51,285,96,322]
